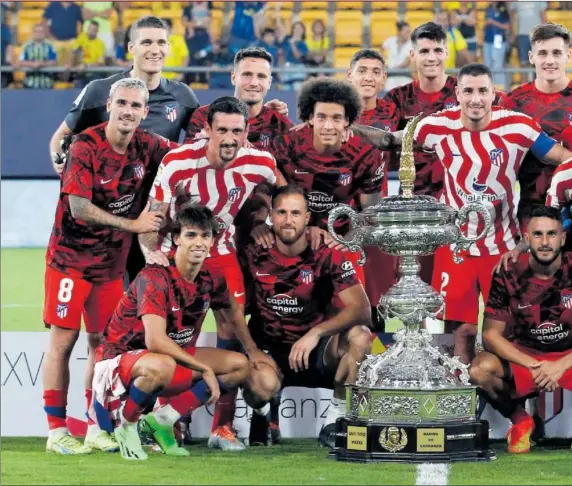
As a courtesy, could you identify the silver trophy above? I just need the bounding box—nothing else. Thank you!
[326,116,496,462]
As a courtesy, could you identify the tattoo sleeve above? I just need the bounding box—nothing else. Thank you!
[68,195,134,232]
[138,197,169,254]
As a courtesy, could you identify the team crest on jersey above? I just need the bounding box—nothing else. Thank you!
[56,303,68,319]
[259,133,270,147]
[133,164,145,180]
[489,148,504,167]
[165,104,178,123]
[203,299,211,312]
[214,216,228,231]
[561,291,572,309]
[228,187,243,202]
[339,173,352,186]
[445,102,456,109]
[568,113,572,124]
[299,269,313,284]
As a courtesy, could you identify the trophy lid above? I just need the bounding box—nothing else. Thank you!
[359,195,458,224]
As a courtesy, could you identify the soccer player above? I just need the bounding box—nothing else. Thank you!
[347,48,400,329]
[42,77,176,454]
[94,205,281,460]
[184,47,292,148]
[498,23,572,231]
[139,96,284,450]
[253,77,387,275]
[470,206,572,454]
[413,63,572,365]
[244,185,373,448]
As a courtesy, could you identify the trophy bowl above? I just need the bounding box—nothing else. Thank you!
[326,115,496,463]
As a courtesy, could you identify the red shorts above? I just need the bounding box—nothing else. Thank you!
[363,247,398,306]
[43,266,124,333]
[431,246,501,324]
[510,345,572,398]
[117,347,196,392]
[203,253,246,305]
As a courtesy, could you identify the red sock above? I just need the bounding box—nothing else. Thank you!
[510,407,531,425]
[162,365,194,397]
[166,390,202,416]
[43,389,67,430]
[211,388,238,431]
[85,389,96,426]
[122,384,155,423]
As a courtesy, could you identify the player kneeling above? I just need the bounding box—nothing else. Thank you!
[471,207,572,454]
[244,186,373,448]
[92,205,280,460]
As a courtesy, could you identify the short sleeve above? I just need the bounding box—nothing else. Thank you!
[546,161,572,208]
[413,116,433,149]
[484,271,511,322]
[327,249,361,295]
[454,29,467,51]
[358,146,385,194]
[135,268,169,319]
[210,275,231,310]
[149,156,176,203]
[61,139,95,199]
[64,80,107,133]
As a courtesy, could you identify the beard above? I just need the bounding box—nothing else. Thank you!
[276,227,305,245]
[530,246,561,266]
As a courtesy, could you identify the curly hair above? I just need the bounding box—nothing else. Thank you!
[297,78,363,124]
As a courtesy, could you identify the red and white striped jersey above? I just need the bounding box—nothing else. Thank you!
[546,159,572,209]
[415,106,555,256]
[150,139,277,257]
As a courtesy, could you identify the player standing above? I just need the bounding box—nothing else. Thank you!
[94,205,281,460]
[244,186,372,448]
[471,206,572,454]
[42,78,175,454]
[413,63,572,365]
[139,96,284,450]
[498,23,572,230]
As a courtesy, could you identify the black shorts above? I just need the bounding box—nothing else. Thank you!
[261,337,336,390]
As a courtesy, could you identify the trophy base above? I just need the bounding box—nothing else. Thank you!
[329,417,496,463]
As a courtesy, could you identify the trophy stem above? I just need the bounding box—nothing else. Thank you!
[398,255,420,278]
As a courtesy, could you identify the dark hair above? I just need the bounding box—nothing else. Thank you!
[272,185,309,211]
[458,62,493,82]
[396,21,409,32]
[298,77,363,124]
[234,46,273,68]
[530,22,571,46]
[531,205,562,224]
[160,17,173,29]
[411,21,447,46]
[262,27,276,37]
[206,96,249,126]
[349,49,386,70]
[129,16,167,42]
[291,21,306,41]
[89,20,99,28]
[172,205,219,238]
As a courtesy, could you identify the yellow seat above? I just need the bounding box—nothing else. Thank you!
[336,2,364,10]
[211,9,224,40]
[371,11,399,48]
[334,10,363,46]
[546,11,572,26]
[334,46,356,71]
[17,10,44,44]
[301,1,329,9]
[158,8,184,35]
[123,8,153,28]
[407,2,435,10]
[404,10,434,27]
[21,1,48,8]
[211,1,225,9]
[54,81,74,90]
[372,2,398,10]
[299,9,329,32]
[191,82,209,90]
[129,1,154,8]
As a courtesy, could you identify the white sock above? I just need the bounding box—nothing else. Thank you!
[49,427,69,439]
[86,423,102,437]
[254,403,271,416]
[324,398,346,426]
[153,404,181,427]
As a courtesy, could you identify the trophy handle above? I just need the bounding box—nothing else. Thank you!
[327,204,366,265]
[453,203,493,263]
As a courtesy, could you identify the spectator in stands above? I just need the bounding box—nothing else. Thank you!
[208,40,234,89]
[182,1,212,30]
[483,1,511,89]
[17,23,57,89]
[71,20,106,88]
[229,1,267,54]
[42,1,83,71]
[1,4,13,88]
[113,25,132,67]
[82,2,115,61]
[184,18,212,85]
[161,18,189,82]
[276,20,308,91]
[256,27,280,63]
[434,10,473,69]
[305,19,329,69]
[382,21,412,91]
[453,2,477,57]
[510,1,547,79]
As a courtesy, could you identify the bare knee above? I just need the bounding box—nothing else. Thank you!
[455,322,478,338]
[347,325,373,358]
[87,332,102,352]
[48,326,80,358]
[133,354,177,389]
[469,352,502,386]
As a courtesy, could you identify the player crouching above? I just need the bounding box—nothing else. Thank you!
[92,205,281,460]
[471,207,572,454]
[243,186,373,448]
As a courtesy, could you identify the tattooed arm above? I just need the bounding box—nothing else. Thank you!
[68,196,163,233]
[138,197,170,263]
[351,125,403,149]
